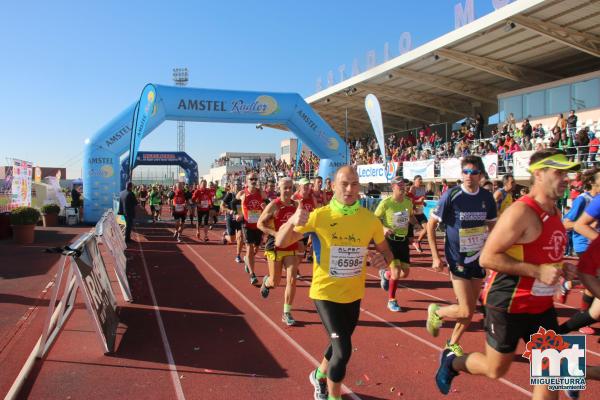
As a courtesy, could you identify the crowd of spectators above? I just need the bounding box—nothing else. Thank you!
[215,110,598,185]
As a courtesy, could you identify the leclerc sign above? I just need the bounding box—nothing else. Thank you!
[357,162,399,184]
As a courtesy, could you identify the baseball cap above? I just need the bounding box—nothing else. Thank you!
[528,153,581,173]
[298,177,310,185]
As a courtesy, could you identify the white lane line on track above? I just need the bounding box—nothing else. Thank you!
[181,240,361,400]
[136,235,186,400]
[359,308,532,397]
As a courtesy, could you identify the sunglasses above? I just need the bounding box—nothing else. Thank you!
[462,168,481,175]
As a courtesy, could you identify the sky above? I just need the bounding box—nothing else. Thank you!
[0,0,503,179]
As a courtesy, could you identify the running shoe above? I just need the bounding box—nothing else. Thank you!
[309,369,328,400]
[413,241,423,254]
[296,272,302,280]
[555,278,570,304]
[204,237,209,242]
[435,348,458,395]
[250,273,258,285]
[445,341,464,357]
[387,299,401,312]
[209,225,213,230]
[244,256,250,274]
[578,326,594,335]
[282,312,296,326]
[177,236,182,243]
[260,275,270,298]
[426,303,443,337]
[222,236,227,245]
[379,269,389,291]
[235,255,242,263]
[565,389,580,399]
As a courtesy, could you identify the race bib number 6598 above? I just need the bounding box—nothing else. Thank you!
[329,246,367,278]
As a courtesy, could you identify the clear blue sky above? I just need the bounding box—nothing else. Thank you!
[0,0,501,178]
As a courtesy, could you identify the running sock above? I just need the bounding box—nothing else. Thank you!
[315,368,327,380]
[284,304,292,313]
[581,293,594,311]
[384,270,391,280]
[389,279,399,299]
[557,310,597,334]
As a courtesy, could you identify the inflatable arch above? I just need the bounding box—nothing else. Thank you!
[83,84,348,223]
[120,151,199,190]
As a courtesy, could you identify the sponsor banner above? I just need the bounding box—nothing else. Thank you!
[98,210,131,302]
[73,235,119,353]
[440,158,461,179]
[129,84,157,178]
[365,94,386,160]
[483,153,498,180]
[357,162,399,184]
[11,159,33,207]
[403,159,435,180]
[514,151,535,178]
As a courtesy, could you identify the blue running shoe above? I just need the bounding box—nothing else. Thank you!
[379,269,389,291]
[435,348,458,395]
[387,299,401,312]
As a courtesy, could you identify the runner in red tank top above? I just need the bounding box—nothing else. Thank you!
[192,180,212,242]
[323,177,334,205]
[293,177,317,267]
[172,183,187,243]
[312,176,325,208]
[257,177,302,326]
[435,149,580,398]
[236,173,266,285]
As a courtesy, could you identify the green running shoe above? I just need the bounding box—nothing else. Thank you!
[427,303,443,337]
[445,341,464,357]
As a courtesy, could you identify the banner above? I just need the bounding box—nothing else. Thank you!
[365,94,386,160]
[440,158,461,179]
[513,151,534,178]
[482,153,498,180]
[403,159,435,180]
[98,210,131,302]
[357,162,399,184]
[72,234,119,353]
[11,159,33,207]
[128,84,157,179]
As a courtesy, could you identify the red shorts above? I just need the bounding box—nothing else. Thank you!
[577,236,600,277]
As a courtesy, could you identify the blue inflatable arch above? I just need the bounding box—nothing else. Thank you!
[83,84,348,223]
[120,151,199,190]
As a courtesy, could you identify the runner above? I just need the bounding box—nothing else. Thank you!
[275,166,392,400]
[192,180,212,242]
[435,149,579,399]
[138,185,148,211]
[426,155,497,356]
[172,183,188,243]
[184,183,195,226]
[208,181,218,229]
[237,172,267,285]
[493,174,514,215]
[312,176,325,208]
[323,177,334,205]
[557,168,599,328]
[294,177,318,265]
[212,182,225,230]
[408,174,428,253]
[375,177,419,312]
[257,177,301,326]
[222,181,244,262]
[149,185,161,223]
[558,168,600,335]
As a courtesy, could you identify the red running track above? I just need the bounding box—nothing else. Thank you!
[5,217,600,399]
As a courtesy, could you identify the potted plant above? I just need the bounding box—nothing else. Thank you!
[10,206,41,244]
[40,203,61,227]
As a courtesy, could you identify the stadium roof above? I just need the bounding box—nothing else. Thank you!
[287,0,600,139]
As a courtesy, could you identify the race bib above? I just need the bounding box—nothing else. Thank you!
[247,210,261,224]
[392,211,409,230]
[200,200,209,209]
[140,197,147,201]
[174,204,185,212]
[329,246,367,278]
[531,263,562,296]
[459,226,487,253]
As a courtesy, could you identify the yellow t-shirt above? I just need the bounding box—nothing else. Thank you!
[374,196,413,237]
[294,205,385,303]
